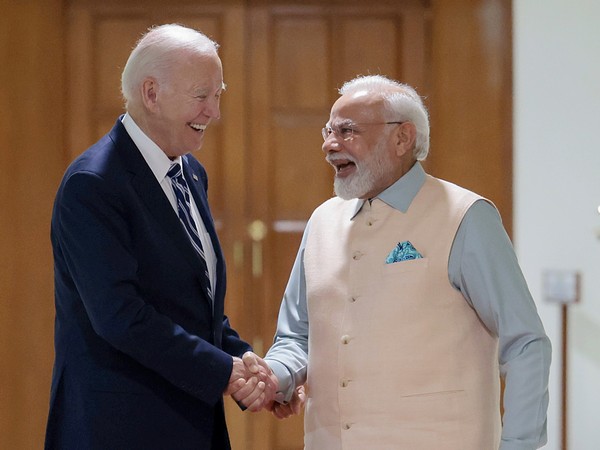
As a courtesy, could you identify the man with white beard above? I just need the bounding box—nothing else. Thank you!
[263,75,551,450]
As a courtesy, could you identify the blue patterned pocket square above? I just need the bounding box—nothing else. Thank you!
[385,241,423,263]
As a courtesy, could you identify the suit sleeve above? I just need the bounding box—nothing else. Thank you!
[55,170,233,405]
[220,316,253,357]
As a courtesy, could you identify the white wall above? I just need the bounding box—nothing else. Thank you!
[513,1,600,448]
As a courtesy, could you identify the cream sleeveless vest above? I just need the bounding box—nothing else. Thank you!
[303,175,501,449]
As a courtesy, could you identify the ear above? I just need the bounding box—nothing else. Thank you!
[140,77,159,112]
[394,122,417,158]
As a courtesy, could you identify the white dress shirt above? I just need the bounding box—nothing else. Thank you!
[121,113,217,293]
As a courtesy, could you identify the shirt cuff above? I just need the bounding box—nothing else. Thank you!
[264,358,294,403]
[500,439,544,450]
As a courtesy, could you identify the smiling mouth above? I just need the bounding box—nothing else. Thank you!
[329,159,356,176]
[189,123,207,132]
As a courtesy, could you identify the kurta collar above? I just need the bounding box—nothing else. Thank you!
[349,162,426,219]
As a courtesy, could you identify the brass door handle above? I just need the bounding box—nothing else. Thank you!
[247,220,267,277]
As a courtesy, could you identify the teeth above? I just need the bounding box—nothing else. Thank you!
[189,123,206,131]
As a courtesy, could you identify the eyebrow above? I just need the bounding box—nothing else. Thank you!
[329,119,357,127]
[191,84,225,96]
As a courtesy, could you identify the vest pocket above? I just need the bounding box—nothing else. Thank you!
[382,257,429,275]
[394,389,466,446]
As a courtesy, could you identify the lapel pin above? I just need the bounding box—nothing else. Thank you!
[192,174,199,181]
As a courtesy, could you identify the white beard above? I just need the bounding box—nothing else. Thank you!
[333,138,392,200]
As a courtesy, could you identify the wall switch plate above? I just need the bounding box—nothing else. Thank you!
[543,270,581,304]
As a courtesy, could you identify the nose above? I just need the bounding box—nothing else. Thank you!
[322,134,342,154]
[205,97,221,120]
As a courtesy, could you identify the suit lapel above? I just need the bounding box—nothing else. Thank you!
[109,121,213,303]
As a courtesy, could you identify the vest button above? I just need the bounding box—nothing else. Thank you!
[343,423,352,430]
[350,296,357,303]
[341,335,350,344]
[340,379,349,388]
[352,251,362,260]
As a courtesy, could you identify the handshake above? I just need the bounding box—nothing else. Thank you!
[224,352,305,419]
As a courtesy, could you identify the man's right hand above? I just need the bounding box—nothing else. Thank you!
[225,352,277,412]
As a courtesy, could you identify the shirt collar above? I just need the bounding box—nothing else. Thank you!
[350,162,426,219]
[121,113,182,183]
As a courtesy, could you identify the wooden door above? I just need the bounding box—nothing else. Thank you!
[243,2,428,449]
[66,1,428,449]
[3,0,513,448]
[66,1,258,445]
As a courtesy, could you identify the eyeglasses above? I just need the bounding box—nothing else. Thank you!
[321,121,404,142]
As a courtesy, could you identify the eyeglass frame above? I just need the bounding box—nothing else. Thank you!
[321,121,405,142]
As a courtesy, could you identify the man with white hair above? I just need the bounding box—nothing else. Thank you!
[264,75,551,449]
[45,24,275,450]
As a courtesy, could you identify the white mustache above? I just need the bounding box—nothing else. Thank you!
[326,153,357,165]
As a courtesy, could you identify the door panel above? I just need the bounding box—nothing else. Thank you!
[66,3,253,447]
[247,3,428,449]
[273,19,330,109]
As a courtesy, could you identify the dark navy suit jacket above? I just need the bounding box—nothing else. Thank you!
[45,119,251,449]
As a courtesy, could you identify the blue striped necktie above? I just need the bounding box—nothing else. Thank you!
[167,163,214,302]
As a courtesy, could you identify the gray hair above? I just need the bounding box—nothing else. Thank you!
[121,24,219,109]
[339,75,430,161]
